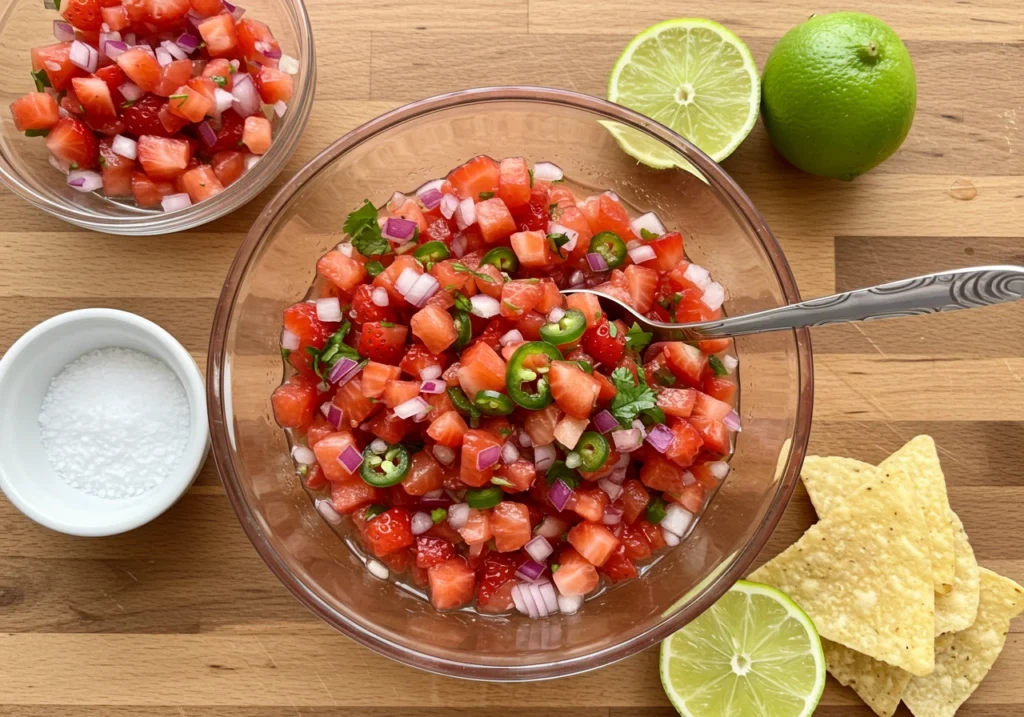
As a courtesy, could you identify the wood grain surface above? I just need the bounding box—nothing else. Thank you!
[2,0,1023,714]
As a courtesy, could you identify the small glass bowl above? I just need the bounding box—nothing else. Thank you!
[0,0,314,235]
[208,87,814,680]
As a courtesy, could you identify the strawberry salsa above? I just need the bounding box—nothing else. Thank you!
[271,156,740,617]
[9,0,296,210]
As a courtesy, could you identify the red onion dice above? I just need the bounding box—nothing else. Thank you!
[432,444,455,466]
[448,502,470,530]
[469,294,500,319]
[53,20,75,42]
[586,252,609,272]
[382,216,417,244]
[548,478,575,512]
[476,444,501,471]
[500,442,520,465]
[628,244,657,265]
[69,40,98,73]
[723,409,742,432]
[111,134,137,160]
[630,211,665,237]
[371,287,389,307]
[602,503,624,526]
[612,428,643,453]
[337,445,364,473]
[455,198,476,230]
[524,535,553,562]
[644,423,674,453]
[532,161,563,182]
[161,193,192,212]
[533,443,556,472]
[315,297,342,323]
[394,396,430,420]
[420,379,445,394]
[280,328,300,351]
[328,357,360,386]
[592,409,619,434]
[66,170,102,192]
[515,559,546,582]
[411,511,433,536]
[598,478,623,501]
[440,193,459,219]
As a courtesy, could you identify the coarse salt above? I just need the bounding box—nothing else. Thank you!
[38,347,191,499]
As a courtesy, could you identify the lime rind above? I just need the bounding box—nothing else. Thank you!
[660,580,826,717]
[608,18,760,165]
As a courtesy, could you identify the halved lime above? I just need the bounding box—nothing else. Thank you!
[608,19,759,165]
[660,580,825,717]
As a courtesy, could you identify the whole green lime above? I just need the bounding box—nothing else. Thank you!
[760,12,916,180]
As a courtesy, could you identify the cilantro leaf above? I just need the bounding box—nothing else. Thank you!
[306,322,361,380]
[708,354,730,376]
[31,68,51,92]
[451,262,495,284]
[609,367,657,427]
[625,322,653,352]
[345,200,390,257]
[640,227,659,240]
[453,291,473,312]
[548,232,571,258]
[364,260,385,277]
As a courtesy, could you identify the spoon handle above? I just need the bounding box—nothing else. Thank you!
[693,266,1024,338]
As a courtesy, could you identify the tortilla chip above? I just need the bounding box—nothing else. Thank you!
[878,436,956,594]
[934,514,980,635]
[801,451,978,634]
[822,638,910,717]
[749,470,935,676]
[800,456,875,516]
[902,568,1024,717]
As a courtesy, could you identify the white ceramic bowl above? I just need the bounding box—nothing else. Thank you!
[0,309,209,536]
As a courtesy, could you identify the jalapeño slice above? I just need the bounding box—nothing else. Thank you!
[591,231,628,269]
[466,486,503,509]
[413,240,451,269]
[360,443,411,487]
[480,246,519,273]
[539,308,587,345]
[451,309,473,350]
[474,389,515,416]
[447,385,479,418]
[575,431,610,472]
[506,341,563,410]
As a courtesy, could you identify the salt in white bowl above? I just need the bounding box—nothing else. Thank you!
[0,308,209,536]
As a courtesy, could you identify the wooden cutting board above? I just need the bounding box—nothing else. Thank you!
[1,0,1022,714]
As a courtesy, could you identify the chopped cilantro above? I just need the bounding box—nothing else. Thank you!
[653,367,676,387]
[210,75,228,87]
[170,93,189,107]
[344,199,390,257]
[708,354,730,376]
[550,563,560,573]
[625,322,653,352]
[497,426,512,438]
[430,508,447,524]
[490,476,515,488]
[380,321,394,328]
[297,463,309,477]
[478,191,495,200]
[68,161,78,171]
[121,99,137,108]
[280,347,291,360]
[451,262,495,284]
[364,260,385,277]
[548,232,571,258]
[31,68,51,92]
[640,227,659,240]
[24,128,50,137]
[503,300,520,312]
[453,291,473,312]
[528,168,534,187]
[609,367,657,427]
[551,178,565,184]
[608,322,618,338]
[304,322,361,380]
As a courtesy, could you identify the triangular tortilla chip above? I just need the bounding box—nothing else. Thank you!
[822,638,911,717]
[749,470,935,676]
[903,568,1024,717]
[800,454,979,635]
[878,436,956,593]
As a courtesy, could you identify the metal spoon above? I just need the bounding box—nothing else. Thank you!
[562,265,1024,341]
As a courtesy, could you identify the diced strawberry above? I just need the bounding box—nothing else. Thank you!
[566,292,602,331]
[523,403,562,446]
[490,501,531,552]
[643,231,684,272]
[130,170,175,207]
[549,185,576,209]
[9,93,60,132]
[593,371,617,403]
[360,361,401,399]
[534,280,563,314]
[31,43,86,92]
[242,115,272,155]
[153,59,192,98]
[571,487,609,522]
[303,463,327,490]
[236,18,281,66]
[448,155,499,199]
[427,557,476,610]
[176,164,224,203]
[476,552,519,607]
[424,389,455,417]
[475,198,517,244]
[366,410,409,444]
[457,507,492,544]
[601,545,638,583]
[388,197,428,233]
[688,416,731,456]
[202,109,246,153]
[255,65,292,103]
[116,48,163,94]
[45,117,98,170]
[270,374,318,429]
[137,135,191,180]
[494,459,536,493]
[94,65,127,103]
[306,417,334,448]
[100,4,130,30]
[61,0,103,30]
[197,13,239,57]
[703,376,737,404]
[663,341,709,389]
[587,192,637,241]
[348,283,397,325]
[657,387,697,418]
[624,264,658,314]
[410,305,458,354]
[382,380,420,409]
[363,507,414,557]
[282,301,336,377]
[414,535,456,569]
[456,341,506,399]
[460,429,503,487]
[201,58,234,90]
[138,0,190,27]
[620,480,650,524]
[580,318,626,367]
[211,150,246,187]
[641,452,689,494]
[188,0,224,16]
[549,360,600,419]
[692,390,733,421]
[499,280,543,320]
[552,547,599,596]
[331,480,381,516]
[357,321,408,365]
[166,84,212,122]
[427,410,468,448]
[620,522,653,560]
[497,157,531,208]
[157,102,190,134]
[514,313,544,342]
[119,94,170,138]
[312,431,360,482]
[666,419,704,468]
[374,255,422,304]
[399,344,447,378]
[675,286,722,324]
[97,137,133,197]
[335,376,378,427]
[402,451,443,496]
[510,230,553,268]
[567,522,619,567]
[666,482,706,514]
[638,518,666,551]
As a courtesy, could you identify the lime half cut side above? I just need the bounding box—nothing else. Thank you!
[608,18,759,165]
[660,580,826,717]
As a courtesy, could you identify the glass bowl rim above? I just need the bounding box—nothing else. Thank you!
[207,85,815,681]
[0,0,315,236]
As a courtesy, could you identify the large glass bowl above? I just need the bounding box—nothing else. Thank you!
[0,0,314,235]
[208,87,814,681]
